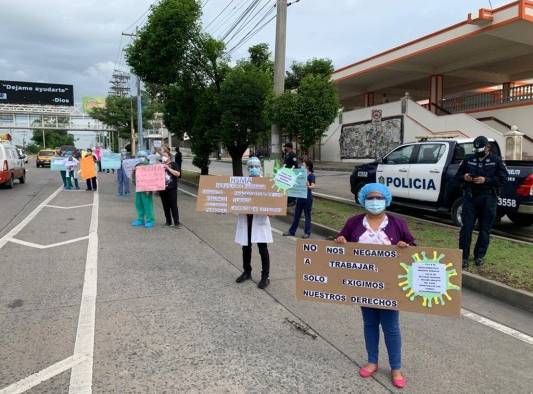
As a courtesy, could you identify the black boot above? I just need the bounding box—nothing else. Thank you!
[462,259,469,269]
[475,258,484,267]
[258,275,270,289]
[236,271,251,283]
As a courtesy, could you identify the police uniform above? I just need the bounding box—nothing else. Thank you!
[455,138,508,266]
[283,151,298,169]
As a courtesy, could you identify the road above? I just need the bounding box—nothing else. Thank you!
[0,164,532,393]
[182,158,533,240]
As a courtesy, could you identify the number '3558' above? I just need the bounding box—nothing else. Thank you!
[498,198,516,207]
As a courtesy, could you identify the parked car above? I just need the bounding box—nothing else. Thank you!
[0,142,26,188]
[350,138,533,226]
[36,149,56,168]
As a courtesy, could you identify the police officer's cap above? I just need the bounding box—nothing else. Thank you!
[473,136,489,152]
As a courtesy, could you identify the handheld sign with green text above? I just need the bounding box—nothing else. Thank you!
[196,175,287,216]
[295,239,462,317]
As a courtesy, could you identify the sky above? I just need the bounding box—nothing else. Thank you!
[0,0,511,146]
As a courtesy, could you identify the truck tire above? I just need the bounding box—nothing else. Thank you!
[451,198,463,227]
[6,175,14,189]
[507,212,533,226]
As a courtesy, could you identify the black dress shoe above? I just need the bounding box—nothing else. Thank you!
[462,259,469,269]
[301,234,311,239]
[236,272,252,283]
[475,258,484,267]
[282,232,294,236]
[258,277,270,289]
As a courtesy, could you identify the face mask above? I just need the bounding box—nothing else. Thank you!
[364,199,386,215]
[161,156,169,162]
[248,167,260,177]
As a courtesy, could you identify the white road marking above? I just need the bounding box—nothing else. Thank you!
[178,186,533,346]
[461,308,533,345]
[313,192,354,204]
[45,204,94,210]
[0,355,85,394]
[9,236,89,249]
[69,191,99,394]
[0,187,62,249]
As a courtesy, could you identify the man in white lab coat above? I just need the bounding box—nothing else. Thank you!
[234,157,273,289]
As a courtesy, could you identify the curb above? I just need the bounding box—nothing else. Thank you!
[178,179,533,313]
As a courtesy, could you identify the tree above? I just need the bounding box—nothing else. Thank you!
[268,60,339,154]
[190,87,220,174]
[125,0,202,85]
[219,63,272,176]
[285,58,334,90]
[32,129,74,149]
[248,43,273,73]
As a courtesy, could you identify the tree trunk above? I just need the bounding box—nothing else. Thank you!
[228,145,246,176]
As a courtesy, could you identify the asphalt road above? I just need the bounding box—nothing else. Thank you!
[181,158,533,240]
[0,166,532,393]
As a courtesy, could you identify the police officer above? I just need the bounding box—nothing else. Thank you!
[455,136,508,268]
[283,142,298,169]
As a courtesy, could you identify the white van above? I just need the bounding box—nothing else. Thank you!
[0,142,26,188]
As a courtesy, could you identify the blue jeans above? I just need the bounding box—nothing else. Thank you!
[117,168,130,195]
[288,197,312,235]
[361,307,401,370]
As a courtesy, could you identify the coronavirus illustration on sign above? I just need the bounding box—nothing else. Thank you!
[398,251,460,308]
[272,165,303,193]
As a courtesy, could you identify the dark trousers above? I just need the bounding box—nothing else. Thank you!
[289,197,312,235]
[86,177,97,191]
[459,194,497,260]
[242,215,270,278]
[159,188,180,225]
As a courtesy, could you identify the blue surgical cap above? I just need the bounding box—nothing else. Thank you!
[247,156,261,167]
[357,182,392,207]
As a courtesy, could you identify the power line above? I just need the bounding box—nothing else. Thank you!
[123,1,158,33]
[225,0,273,45]
[221,0,259,41]
[204,0,235,30]
[210,0,252,36]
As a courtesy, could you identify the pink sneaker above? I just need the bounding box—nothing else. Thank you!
[358,365,378,378]
[392,375,406,389]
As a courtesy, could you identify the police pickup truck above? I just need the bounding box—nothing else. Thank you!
[350,138,533,226]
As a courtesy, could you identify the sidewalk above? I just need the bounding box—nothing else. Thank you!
[92,175,385,393]
[93,173,532,392]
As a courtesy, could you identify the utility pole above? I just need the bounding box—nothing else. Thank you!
[270,0,288,159]
[42,130,46,148]
[122,27,144,152]
[130,97,136,154]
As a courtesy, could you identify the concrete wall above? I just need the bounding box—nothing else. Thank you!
[320,99,512,161]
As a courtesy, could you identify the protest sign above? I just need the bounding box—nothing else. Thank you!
[80,156,96,180]
[263,160,276,177]
[122,158,142,179]
[287,168,308,199]
[101,152,122,170]
[196,175,287,216]
[153,140,162,148]
[295,239,462,317]
[135,164,166,192]
[50,157,66,172]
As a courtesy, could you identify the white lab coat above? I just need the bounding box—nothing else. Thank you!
[234,214,273,246]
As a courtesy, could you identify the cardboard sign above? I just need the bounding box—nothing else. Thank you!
[80,156,96,180]
[295,239,462,317]
[101,152,122,170]
[263,160,276,177]
[135,164,166,192]
[122,158,142,179]
[196,175,287,216]
[287,168,308,199]
[50,157,66,172]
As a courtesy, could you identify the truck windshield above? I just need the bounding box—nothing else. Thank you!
[454,142,501,163]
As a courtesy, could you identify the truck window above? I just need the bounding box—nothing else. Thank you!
[454,142,501,164]
[414,144,445,164]
[383,145,415,164]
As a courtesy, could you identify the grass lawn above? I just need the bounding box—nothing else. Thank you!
[181,170,533,292]
[313,198,533,293]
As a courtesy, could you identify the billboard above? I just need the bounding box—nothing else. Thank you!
[0,80,74,106]
[82,96,106,113]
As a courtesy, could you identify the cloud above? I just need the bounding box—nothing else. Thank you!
[0,0,513,107]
